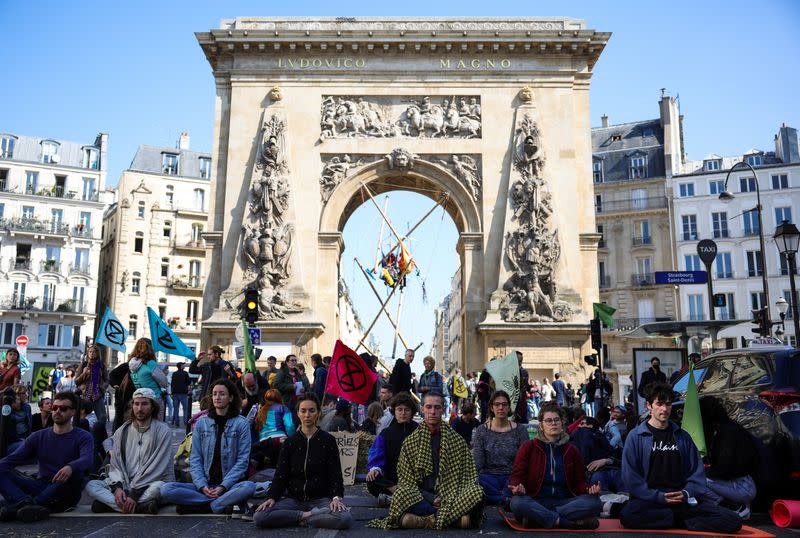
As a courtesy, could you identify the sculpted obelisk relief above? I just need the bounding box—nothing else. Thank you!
[197,18,609,375]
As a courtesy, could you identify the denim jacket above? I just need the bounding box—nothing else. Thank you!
[190,413,251,491]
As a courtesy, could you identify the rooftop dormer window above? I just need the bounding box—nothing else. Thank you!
[642,127,654,138]
[611,134,622,142]
[0,135,16,159]
[162,153,178,175]
[83,147,99,169]
[745,153,763,167]
[593,160,604,183]
[41,140,60,164]
[629,154,648,179]
[704,159,721,171]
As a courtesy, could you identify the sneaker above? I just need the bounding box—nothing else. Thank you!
[570,518,600,530]
[241,505,256,522]
[400,512,436,529]
[377,493,391,507]
[135,500,160,515]
[175,502,213,515]
[17,503,50,523]
[91,500,116,514]
[736,504,751,520]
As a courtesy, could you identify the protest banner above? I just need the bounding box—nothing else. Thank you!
[331,430,359,485]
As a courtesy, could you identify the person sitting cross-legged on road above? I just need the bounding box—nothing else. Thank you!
[86,388,173,514]
[619,382,742,534]
[253,393,353,530]
[508,402,602,530]
[0,391,93,523]
[472,390,529,505]
[160,378,256,514]
[368,391,485,530]
[366,392,419,501]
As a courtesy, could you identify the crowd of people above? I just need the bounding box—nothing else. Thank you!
[0,344,758,534]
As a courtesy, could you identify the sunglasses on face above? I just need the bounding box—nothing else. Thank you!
[51,404,73,412]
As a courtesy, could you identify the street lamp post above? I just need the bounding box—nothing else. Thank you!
[720,161,771,335]
[773,219,800,342]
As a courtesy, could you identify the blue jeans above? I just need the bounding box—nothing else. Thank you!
[705,475,757,506]
[510,494,602,528]
[159,481,256,513]
[0,470,84,512]
[479,473,510,505]
[171,394,190,426]
[591,468,624,493]
[254,497,352,529]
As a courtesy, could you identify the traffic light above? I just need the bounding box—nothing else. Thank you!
[243,287,259,325]
[751,308,768,337]
[590,318,602,351]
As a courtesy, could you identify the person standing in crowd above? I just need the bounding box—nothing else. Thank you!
[31,396,53,432]
[410,372,419,395]
[0,348,22,391]
[565,383,576,407]
[86,388,172,514]
[368,391,484,530]
[587,369,613,416]
[472,390,529,505]
[273,355,309,417]
[540,378,554,403]
[620,383,741,533]
[0,391,93,522]
[514,352,530,423]
[375,384,396,436]
[476,369,493,421]
[251,389,295,470]
[48,363,65,392]
[189,346,236,401]
[170,362,191,428]
[699,396,758,520]
[551,373,567,407]
[418,356,443,396]
[603,405,628,451]
[389,348,414,394]
[254,394,353,530]
[262,356,279,388]
[508,402,602,530]
[450,401,480,446]
[311,354,328,400]
[366,392,419,501]
[528,379,542,417]
[75,344,108,428]
[56,366,77,393]
[160,379,255,514]
[638,356,667,398]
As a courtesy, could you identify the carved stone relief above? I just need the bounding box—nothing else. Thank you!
[239,114,302,319]
[500,114,574,322]
[229,20,568,32]
[319,151,482,203]
[319,95,481,140]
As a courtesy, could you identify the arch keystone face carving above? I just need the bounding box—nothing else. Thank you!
[198,17,609,375]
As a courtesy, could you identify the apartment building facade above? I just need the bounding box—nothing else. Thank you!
[0,131,108,374]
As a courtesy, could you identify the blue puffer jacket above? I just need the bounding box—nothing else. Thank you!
[191,412,251,491]
[622,420,707,504]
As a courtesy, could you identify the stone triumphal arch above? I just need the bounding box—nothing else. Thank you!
[197,17,610,378]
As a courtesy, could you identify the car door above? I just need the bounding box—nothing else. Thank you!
[729,354,775,442]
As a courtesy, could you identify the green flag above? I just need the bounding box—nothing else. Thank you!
[682,362,706,457]
[593,302,616,327]
[486,351,522,409]
[241,321,257,374]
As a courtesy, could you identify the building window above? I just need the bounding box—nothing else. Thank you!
[132,272,141,294]
[592,160,603,183]
[772,174,789,190]
[25,171,38,194]
[595,194,603,213]
[704,159,721,171]
[0,136,16,159]
[72,325,81,347]
[199,157,212,179]
[0,169,7,191]
[161,257,169,278]
[134,232,144,253]
[636,257,652,278]
[784,290,799,320]
[688,294,705,321]
[684,254,701,271]
[79,211,91,231]
[678,183,695,197]
[82,177,96,200]
[83,147,99,169]
[681,214,698,241]
[187,300,199,326]
[780,252,799,276]
[163,220,172,238]
[158,298,167,320]
[191,223,203,242]
[712,212,728,238]
[129,316,138,340]
[189,260,201,287]
[22,205,35,220]
[745,154,763,167]
[715,252,733,279]
[597,224,605,248]
[165,185,174,207]
[750,291,766,310]
[137,201,145,219]
[709,179,725,195]
[718,292,736,320]
[775,207,793,226]
[739,176,757,192]
[746,250,763,277]
[629,155,647,179]
[193,188,205,211]
[743,209,760,236]
[634,220,651,244]
[162,153,178,175]
[641,127,654,138]
[41,141,59,164]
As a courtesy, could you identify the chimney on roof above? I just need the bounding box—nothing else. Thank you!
[775,123,799,164]
[601,114,609,128]
[177,132,190,150]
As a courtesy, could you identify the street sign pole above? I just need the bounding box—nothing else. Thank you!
[697,239,718,321]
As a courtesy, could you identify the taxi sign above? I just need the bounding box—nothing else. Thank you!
[747,337,784,347]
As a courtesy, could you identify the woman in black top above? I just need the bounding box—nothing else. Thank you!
[31,396,54,432]
[254,394,353,529]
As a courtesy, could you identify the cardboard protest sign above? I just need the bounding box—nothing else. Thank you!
[331,431,359,486]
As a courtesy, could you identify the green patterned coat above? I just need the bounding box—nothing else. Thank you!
[368,421,485,529]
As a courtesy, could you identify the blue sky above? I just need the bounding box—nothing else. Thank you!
[2,1,798,367]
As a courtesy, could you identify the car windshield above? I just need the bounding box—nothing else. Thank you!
[672,367,707,394]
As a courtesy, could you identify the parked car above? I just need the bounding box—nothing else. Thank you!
[671,346,800,500]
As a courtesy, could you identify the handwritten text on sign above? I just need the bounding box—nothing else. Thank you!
[331,431,359,486]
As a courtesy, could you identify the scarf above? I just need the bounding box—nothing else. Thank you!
[368,422,484,529]
[83,361,103,402]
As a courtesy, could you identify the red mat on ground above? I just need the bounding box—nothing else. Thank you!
[499,509,774,537]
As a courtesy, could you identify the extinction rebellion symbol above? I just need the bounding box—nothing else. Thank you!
[104,319,126,347]
[336,354,368,393]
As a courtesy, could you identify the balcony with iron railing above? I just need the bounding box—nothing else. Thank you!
[169,276,204,291]
[632,236,653,246]
[717,310,738,321]
[596,196,668,214]
[602,317,674,331]
[69,263,92,276]
[40,260,62,274]
[172,238,206,252]
[72,224,95,238]
[0,217,71,236]
[631,272,655,286]
[8,257,33,271]
[0,295,89,314]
